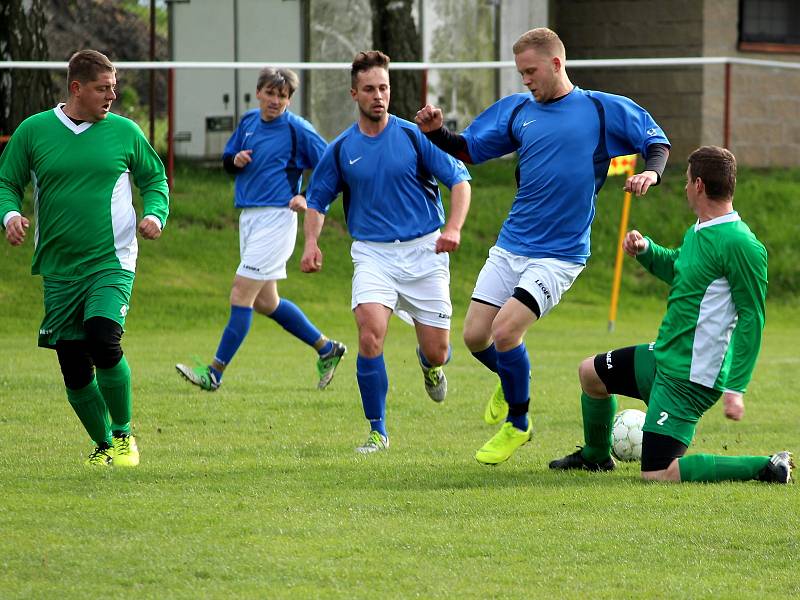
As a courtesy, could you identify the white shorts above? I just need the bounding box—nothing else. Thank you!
[471,245,584,318]
[236,207,297,281]
[351,231,452,330]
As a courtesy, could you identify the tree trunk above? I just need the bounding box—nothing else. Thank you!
[370,0,422,121]
[0,0,57,136]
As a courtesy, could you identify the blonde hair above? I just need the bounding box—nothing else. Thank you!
[512,28,565,58]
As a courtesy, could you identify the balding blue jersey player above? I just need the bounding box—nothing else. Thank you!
[303,50,471,454]
[416,27,670,466]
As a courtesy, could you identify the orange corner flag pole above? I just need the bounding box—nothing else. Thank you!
[607,155,638,332]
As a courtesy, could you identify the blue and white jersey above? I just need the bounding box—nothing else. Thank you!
[462,87,670,264]
[307,115,470,242]
[223,109,327,208]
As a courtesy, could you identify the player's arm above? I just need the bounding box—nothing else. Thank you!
[630,232,680,284]
[130,129,169,239]
[0,127,33,246]
[624,143,670,196]
[301,208,326,272]
[300,144,341,272]
[436,180,471,253]
[415,104,473,164]
[723,238,768,395]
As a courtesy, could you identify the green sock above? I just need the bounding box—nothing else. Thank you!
[96,355,132,435]
[678,454,770,482]
[66,378,112,447]
[580,392,617,463]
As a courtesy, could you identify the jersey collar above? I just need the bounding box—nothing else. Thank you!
[694,211,740,231]
[54,104,94,135]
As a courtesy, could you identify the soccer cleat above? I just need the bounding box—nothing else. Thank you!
[417,348,447,402]
[484,381,508,424]
[85,445,113,467]
[757,451,794,484]
[112,433,140,467]
[355,430,389,454]
[317,340,347,390]
[175,362,220,391]
[475,421,533,465]
[548,446,616,472]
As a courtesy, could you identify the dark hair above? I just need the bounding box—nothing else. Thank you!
[350,50,390,87]
[256,67,299,97]
[688,146,737,200]
[67,50,115,88]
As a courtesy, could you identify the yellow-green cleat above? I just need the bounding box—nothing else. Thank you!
[355,430,389,454]
[484,381,508,424]
[112,433,140,467]
[85,445,113,467]
[317,340,347,390]
[475,421,533,465]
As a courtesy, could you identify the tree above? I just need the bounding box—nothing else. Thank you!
[0,0,57,136]
[370,0,422,121]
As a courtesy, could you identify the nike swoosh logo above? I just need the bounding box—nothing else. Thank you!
[244,132,253,137]
[349,157,362,165]
[522,120,536,127]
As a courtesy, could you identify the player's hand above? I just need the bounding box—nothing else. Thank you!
[624,170,658,196]
[234,149,253,168]
[5,215,30,246]
[138,218,162,240]
[301,245,323,272]
[415,104,444,133]
[723,391,745,421]
[288,194,307,213]
[435,228,461,253]
[623,230,648,257]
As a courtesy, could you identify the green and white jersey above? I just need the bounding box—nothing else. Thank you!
[0,105,169,280]
[637,212,767,393]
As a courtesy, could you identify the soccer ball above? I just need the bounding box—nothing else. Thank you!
[611,409,646,462]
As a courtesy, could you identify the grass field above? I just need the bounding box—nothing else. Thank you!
[1,161,798,598]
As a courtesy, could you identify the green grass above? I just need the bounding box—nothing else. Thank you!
[1,162,798,598]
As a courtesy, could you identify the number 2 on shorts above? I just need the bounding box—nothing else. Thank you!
[657,411,669,426]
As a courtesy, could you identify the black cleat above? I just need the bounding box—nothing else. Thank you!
[549,446,616,472]
[757,451,794,484]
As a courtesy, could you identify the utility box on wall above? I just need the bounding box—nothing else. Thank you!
[169,0,304,159]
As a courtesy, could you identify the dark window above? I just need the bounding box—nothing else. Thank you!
[739,0,800,51]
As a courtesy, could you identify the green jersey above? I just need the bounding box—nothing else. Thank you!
[0,105,169,280]
[637,212,767,393]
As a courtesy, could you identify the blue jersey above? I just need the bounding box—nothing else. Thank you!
[462,87,670,264]
[223,109,327,208]
[307,115,470,242]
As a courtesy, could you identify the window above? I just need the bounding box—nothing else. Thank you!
[739,0,800,52]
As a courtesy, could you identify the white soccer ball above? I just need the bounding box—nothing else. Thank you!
[611,409,646,462]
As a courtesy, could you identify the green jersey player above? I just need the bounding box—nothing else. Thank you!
[550,146,792,483]
[0,50,169,467]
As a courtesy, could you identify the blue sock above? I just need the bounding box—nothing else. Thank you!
[213,305,254,380]
[268,299,323,349]
[471,343,498,373]
[497,343,531,431]
[417,345,452,368]
[356,354,388,438]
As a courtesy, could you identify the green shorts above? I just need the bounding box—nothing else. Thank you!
[643,370,721,447]
[38,269,135,348]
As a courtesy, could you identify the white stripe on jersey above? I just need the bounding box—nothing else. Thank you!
[110,171,139,272]
[690,277,738,388]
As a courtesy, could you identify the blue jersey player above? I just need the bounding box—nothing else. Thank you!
[302,51,472,454]
[416,27,671,466]
[176,68,347,392]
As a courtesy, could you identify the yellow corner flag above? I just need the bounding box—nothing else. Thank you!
[607,154,638,332]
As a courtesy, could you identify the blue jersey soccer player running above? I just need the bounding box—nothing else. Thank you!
[176,67,347,392]
[302,51,471,454]
[416,27,671,466]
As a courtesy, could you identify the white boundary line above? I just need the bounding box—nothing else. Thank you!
[2,57,800,70]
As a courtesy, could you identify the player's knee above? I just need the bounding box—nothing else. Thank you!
[490,321,521,350]
[421,344,449,367]
[462,324,490,352]
[254,295,279,316]
[56,341,94,390]
[579,356,607,397]
[358,329,384,357]
[84,316,123,369]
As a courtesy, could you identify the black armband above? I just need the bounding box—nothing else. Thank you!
[423,127,472,163]
[644,143,669,184]
[222,155,243,175]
